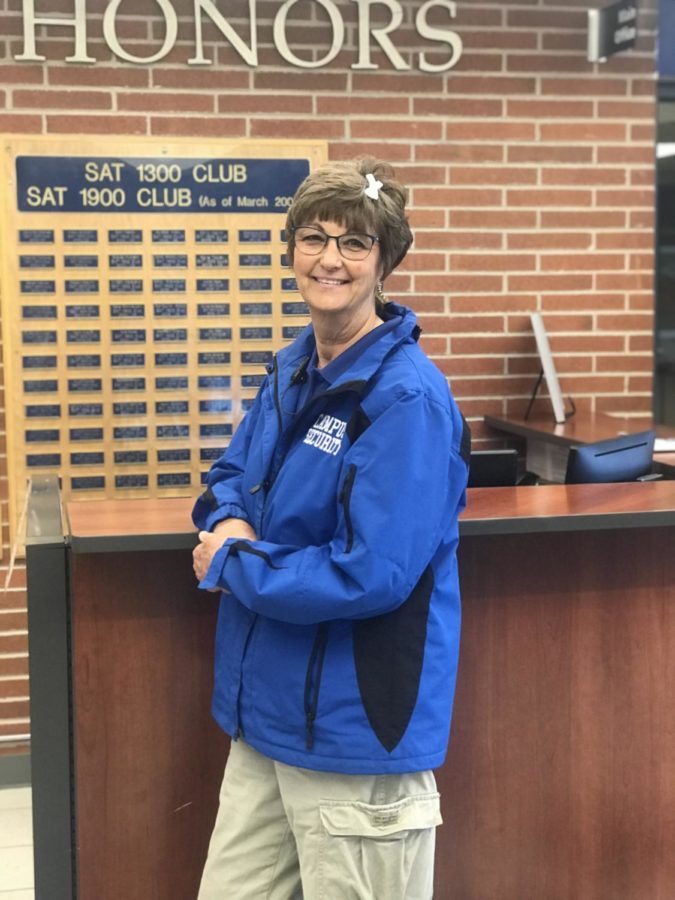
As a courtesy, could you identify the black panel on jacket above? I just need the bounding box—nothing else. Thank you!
[353,565,434,753]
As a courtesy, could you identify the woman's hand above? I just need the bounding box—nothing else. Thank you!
[193,518,258,587]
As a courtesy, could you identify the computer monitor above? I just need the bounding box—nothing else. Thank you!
[468,449,519,488]
[565,430,655,484]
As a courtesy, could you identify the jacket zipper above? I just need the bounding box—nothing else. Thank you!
[303,623,330,750]
[234,614,257,739]
[339,464,357,553]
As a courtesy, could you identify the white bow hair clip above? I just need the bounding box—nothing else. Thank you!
[364,173,383,200]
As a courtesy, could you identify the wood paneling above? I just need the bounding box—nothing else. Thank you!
[437,527,675,900]
[70,549,228,900]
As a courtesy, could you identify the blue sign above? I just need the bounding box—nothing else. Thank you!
[16,157,309,213]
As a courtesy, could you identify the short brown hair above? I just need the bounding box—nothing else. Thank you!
[286,156,413,280]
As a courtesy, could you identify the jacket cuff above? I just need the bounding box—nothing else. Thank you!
[203,504,251,532]
[199,540,233,592]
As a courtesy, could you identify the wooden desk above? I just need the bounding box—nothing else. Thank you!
[485,411,675,479]
[27,480,675,900]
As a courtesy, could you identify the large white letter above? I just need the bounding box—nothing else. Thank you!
[274,0,343,69]
[103,0,177,64]
[350,0,408,71]
[190,0,257,66]
[416,0,463,73]
[15,0,95,63]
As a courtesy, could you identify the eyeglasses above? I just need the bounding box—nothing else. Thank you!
[291,225,379,261]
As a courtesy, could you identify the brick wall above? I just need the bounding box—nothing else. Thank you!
[0,0,659,740]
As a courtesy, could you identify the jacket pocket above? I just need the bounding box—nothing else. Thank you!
[339,464,357,553]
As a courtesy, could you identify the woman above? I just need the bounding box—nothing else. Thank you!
[192,157,470,899]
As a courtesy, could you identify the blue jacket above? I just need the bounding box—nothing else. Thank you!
[193,303,470,774]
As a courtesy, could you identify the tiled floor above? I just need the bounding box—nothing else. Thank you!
[0,786,34,899]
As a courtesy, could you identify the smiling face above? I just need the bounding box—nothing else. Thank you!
[291,219,382,325]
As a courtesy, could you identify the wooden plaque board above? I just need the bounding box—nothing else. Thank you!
[0,136,326,546]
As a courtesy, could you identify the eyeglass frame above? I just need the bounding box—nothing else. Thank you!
[290,224,380,260]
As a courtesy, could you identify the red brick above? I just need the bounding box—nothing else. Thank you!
[152,69,249,90]
[540,210,626,229]
[0,64,44,83]
[450,166,536,186]
[440,357,506,377]
[508,9,587,28]
[407,210,445,229]
[419,232,502,251]
[596,313,653,331]
[418,336,448,356]
[448,76,537,96]
[451,210,536,229]
[548,334,625,353]
[508,145,593,164]
[507,55,591,74]
[459,31,537,52]
[444,122,536,141]
[0,657,28,678]
[152,115,247,137]
[415,144,504,163]
[631,123,656,141]
[541,77,627,97]
[628,293,655,310]
[354,73,445,94]
[120,91,215,113]
[540,122,627,142]
[394,166,447,185]
[597,273,653,291]
[351,120,442,141]
[221,94,312,114]
[597,146,655,164]
[49,66,150,88]
[328,142,411,162]
[596,356,653,372]
[540,253,625,272]
[541,167,626,186]
[449,253,536,272]
[596,188,654,207]
[252,118,343,139]
[507,233,591,251]
[398,253,447,272]
[508,274,594,292]
[14,89,113,110]
[47,114,147,134]
[0,113,41,132]
[413,98,503,117]
[317,96,409,116]
[630,335,654,352]
[451,295,538,313]
[415,274,503,294]
[630,169,654,187]
[598,100,656,118]
[417,315,505,335]
[450,335,532,355]
[507,189,593,208]
[414,187,502,208]
[596,232,654,250]
[541,294,626,312]
[508,99,594,118]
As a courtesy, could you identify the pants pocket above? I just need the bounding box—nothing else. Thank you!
[317,793,441,900]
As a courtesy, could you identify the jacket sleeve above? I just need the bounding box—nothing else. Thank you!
[199,388,468,625]
[192,386,265,532]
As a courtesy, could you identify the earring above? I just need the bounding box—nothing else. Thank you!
[376,281,387,304]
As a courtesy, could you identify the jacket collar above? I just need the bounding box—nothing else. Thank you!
[273,302,420,393]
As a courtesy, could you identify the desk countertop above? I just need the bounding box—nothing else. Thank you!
[64,481,675,552]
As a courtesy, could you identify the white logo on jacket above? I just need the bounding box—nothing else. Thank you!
[303,414,347,456]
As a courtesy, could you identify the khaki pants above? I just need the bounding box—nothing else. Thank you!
[198,740,441,900]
